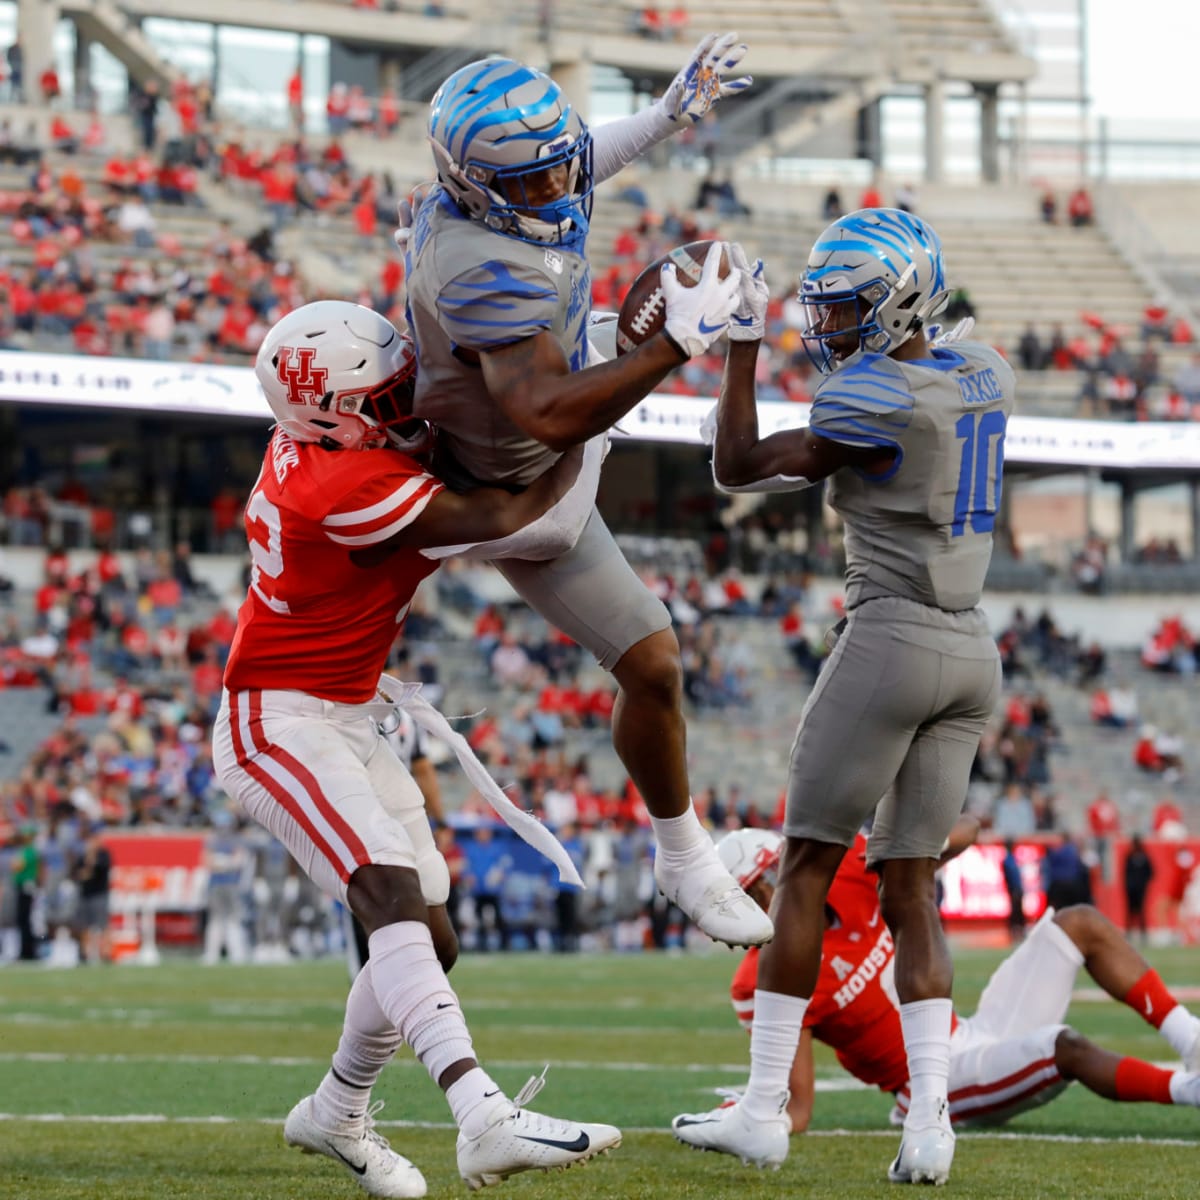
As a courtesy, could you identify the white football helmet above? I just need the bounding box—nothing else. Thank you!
[717,828,783,892]
[255,301,421,451]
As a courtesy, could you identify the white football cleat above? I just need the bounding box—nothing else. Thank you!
[888,1098,955,1186]
[655,847,774,948]
[672,1100,789,1168]
[284,1096,427,1199]
[456,1070,621,1191]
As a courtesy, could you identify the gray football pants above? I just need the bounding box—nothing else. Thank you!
[784,595,1001,861]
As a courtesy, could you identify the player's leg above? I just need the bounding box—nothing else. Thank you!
[496,509,770,948]
[672,836,846,1168]
[933,1023,1069,1128]
[215,693,620,1191]
[874,610,1001,1186]
[1054,1027,1200,1109]
[675,607,922,1167]
[212,692,429,1198]
[369,741,460,974]
[1053,904,1200,1069]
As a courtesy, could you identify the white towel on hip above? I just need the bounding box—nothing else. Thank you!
[376,675,583,888]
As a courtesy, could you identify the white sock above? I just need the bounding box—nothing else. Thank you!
[368,921,477,1089]
[1169,1069,1200,1106]
[1159,1005,1200,1058]
[650,806,710,868]
[313,965,401,1133]
[900,998,953,1114]
[447,1066,507,1139]
[743,990,807,1121]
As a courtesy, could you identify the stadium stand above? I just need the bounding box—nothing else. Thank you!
[1,3,1199,967]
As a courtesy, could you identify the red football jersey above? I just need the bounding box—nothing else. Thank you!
[223,430,443,703]
[730,835,911,1094]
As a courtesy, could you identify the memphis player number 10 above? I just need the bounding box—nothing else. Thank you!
[951,410,1006,537]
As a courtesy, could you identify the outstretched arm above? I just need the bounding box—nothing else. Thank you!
[939,814,982,865]
[480,328,686,450]
[361,445,585,556]
[591,32,752,182]
[787,1029,817,1133]
[713,341,865,488]
[481,243,740,449]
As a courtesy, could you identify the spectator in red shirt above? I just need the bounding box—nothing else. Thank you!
[353,192,376,244]
[1153,798,1185,835]
[326,82,350,136]
[261,161,297,230]
[49,114,78,154]
[859,181,883,208]
[1068,186,1094,227]
[39,65,60,103]
[378,88,401,135]
[192,645,224,713]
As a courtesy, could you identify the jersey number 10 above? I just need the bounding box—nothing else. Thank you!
[951,410,1006,537]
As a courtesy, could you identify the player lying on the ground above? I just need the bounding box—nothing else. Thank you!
[213,300,619,1198]
[673,824,1200,1152]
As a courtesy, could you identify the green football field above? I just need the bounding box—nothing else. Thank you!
[0,944,1197,1199]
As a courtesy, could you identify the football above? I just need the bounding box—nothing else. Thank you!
[614,240,730,356]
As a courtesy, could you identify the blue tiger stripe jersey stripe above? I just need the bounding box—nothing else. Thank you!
[436,260,559,351]
[809,354,915,451]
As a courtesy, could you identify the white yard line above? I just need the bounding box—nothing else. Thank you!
[0,1113,1194,1146]
[0,1051,802,1077]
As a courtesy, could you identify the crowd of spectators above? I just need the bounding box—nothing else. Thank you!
[0,121,407,361]
[1012,304,1196,421]
[2,538,1198,963]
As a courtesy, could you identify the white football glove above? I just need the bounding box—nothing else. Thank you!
[727,242,768,342]
[926,316,975,348]
[659,32,752,125]
[393,181,434,250]
[660,242,740,358]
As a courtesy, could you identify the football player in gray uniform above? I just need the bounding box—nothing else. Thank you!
[685,212,1014,1186]
[403,36,773,950]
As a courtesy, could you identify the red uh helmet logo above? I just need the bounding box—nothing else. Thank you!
[276,346,329,406]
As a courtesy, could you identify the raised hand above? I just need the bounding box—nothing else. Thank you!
[661,242,741,358]
[727,243,769,342]
[659,32,752,125]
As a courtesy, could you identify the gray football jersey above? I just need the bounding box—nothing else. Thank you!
[810,341,1015,612]
[405,187,592,487]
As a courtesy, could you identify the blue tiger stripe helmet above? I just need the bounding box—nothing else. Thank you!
[428,57,593,250]
[798,207,949,373]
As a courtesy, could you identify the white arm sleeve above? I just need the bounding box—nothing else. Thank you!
[591,105,677,184]
[699,404,816,494]
[712,460,816,494]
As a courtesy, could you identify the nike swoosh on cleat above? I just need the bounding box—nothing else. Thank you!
[517,1132,591,1153]
[697,318,724,335]
[330,1146,368,1176]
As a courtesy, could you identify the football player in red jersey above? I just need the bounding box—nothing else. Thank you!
[674,824,1200,1151]
[212,301,620,1197]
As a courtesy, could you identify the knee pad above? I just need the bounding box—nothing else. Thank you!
[415,844,451,906]
[398,808,450,906]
